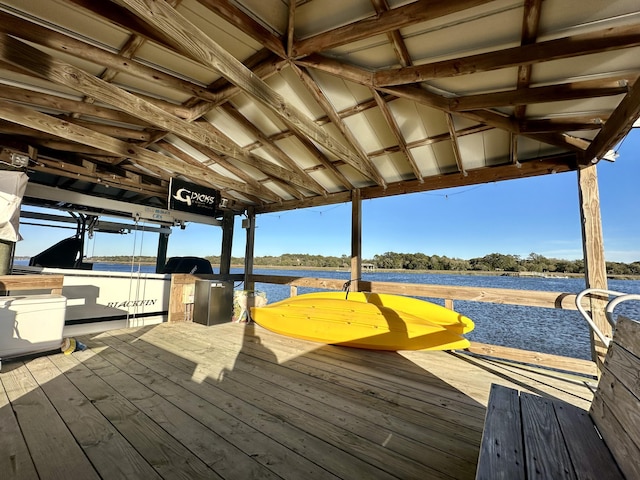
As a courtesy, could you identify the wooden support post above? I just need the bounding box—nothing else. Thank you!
[350,189,362,292]
[578,164,609,368]
[243,209,256,292]
[155,232,169,274]
[220,210,234,277]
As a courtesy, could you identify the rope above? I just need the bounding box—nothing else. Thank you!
[342,278,361,299]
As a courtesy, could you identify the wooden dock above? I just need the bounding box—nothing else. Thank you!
[1,322,595,480]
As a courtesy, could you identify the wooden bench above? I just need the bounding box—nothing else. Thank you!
[476,315,640,480]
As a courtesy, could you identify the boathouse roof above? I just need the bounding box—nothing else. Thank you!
[0,0,639,216]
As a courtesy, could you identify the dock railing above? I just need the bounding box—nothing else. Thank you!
[248,273,598,377]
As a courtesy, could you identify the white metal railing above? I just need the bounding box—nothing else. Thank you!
[576,288,640,347]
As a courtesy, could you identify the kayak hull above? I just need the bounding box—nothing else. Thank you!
[297,291,474,334]
[250,296,471,351]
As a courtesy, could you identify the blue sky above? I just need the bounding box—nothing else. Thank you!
[16,128,640,263]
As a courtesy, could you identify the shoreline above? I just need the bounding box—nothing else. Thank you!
[82,261,640,280]
[16,257,637,280]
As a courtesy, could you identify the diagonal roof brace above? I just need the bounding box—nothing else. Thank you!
[111,0,386,188]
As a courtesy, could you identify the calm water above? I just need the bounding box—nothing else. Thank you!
[243,268,640,361]
[22,261,640,360]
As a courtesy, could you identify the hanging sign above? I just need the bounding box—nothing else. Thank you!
[168,178,220,217]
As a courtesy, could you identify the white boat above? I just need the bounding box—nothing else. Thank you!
[7,181,222,338]
[14,264,172,336]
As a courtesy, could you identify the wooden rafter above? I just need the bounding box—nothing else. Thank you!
[186,51,287,119]
[286,0,296,58]
[373,23,640,86]
[445,113,465,175]
[256,152,579,214]
[156,140,277,203]
[514,0,543,120]
[519,119,605,133]
[112,0,386,186]
[0,100,253,193]
[298,55,587,153]
[0,85,147,127]
[584,78,640,162]
[291,0,492,58]
[0,10,222,104]
[290,64,382,186]
[370,0,412,68]
[195,0,286,58]
[0,33,317,198]
[371,89,422,182]
[64,119,154,142]
[449,79,631,112]
[218,103,327,196]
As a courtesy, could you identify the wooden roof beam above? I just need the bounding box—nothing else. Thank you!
[0,10,222,104]
[219,103,328,196]
[0,33,319,196]
[64,119,154,142]
[519,119,605,133]
[298,55,583,154]
[294,134,355,190]
[370,0,412,68]
[286,0,295,58]
[371,89,423,182]
[195,0,286,58]
[449,78,631,112]
[513,0,543,120]
[112,0,385,186]
[157,139,278,203]
[290,64,381,186]
[0,99,266,200]
[186,50,286,119]
[296,54,375,86]
[0,84,148,127]
[291,0,493,58]
[256,152,580,214]
[30,156,166,196]
[584,78,640,163]
[374,23,640,86]
[445,113,465,175]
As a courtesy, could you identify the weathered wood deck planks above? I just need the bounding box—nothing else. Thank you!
[0,322,594,480]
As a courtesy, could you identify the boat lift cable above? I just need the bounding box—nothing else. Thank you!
[127,215,146,325]
[576,288,640,347]
[133,218,148,325]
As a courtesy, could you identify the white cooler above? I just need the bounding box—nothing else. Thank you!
[0,294,67,359]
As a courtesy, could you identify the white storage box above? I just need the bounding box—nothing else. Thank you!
[0,294,66,358]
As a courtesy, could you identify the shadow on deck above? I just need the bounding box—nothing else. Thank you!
[0,321,594,479]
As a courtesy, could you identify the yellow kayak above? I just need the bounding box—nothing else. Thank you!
[250,296,470,351]
[297,291,474,334]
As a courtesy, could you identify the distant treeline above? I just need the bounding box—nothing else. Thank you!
[91,252,640,276]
